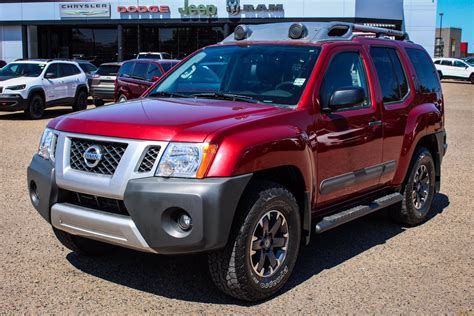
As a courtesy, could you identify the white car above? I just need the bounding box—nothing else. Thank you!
[0,59,89,119]
[433,57,474,84]
[136,52,172,60]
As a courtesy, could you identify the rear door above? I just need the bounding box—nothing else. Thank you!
[61,63,81,98]
[440,60,454,77]
[315,45,383,206]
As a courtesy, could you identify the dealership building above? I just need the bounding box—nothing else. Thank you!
[0,0,437,64]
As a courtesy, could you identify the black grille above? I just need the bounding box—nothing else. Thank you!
[69,138,127,175]
[65,190,129,216]
[138,146,161,173]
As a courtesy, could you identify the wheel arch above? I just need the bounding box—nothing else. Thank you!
[28,87,46,101]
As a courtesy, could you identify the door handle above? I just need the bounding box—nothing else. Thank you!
[368,120,383,127]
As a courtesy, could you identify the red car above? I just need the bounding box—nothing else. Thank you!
[27,22,446,301]
[114,59,179,102]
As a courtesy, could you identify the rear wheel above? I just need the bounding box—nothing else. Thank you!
[72,89,88,111]
[24,94,45,119]
[53,228,116,256]
[208,181,301,301]
[391,147,436,226]
[93,98,104,107]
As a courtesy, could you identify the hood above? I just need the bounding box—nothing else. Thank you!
[0,76,39,85]
[50,98,286,142]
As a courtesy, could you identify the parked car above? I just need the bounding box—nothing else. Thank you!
[0,60,6,68]
[74,60,98,87]
[433,57,474,83]
[136,52,172,60]
[27,22,447,301]
[0,59,88,118]
[90,62,122,106]
[114,59,179,102]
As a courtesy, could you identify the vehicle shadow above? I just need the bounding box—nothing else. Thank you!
[66,193,449,306]
[0,108,73,121]
[440,80,473,85]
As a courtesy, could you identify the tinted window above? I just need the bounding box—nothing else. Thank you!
[370,47,409,103]
[453,60,466,68]
[406,48,440,93]
[79,63,97,74]
[319,51,370,110]
[118,62,134,77]
[440,60,452,66]
[45,64,62,78]
[97,65,120,76]
[146,64,163,81]
[62,64,81,76]
[132,62,148,80]
[434,60,441,64]
[161,62,175,72]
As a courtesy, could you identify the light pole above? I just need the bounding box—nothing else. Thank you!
[439,12,444,57]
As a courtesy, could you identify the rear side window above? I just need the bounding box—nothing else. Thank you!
[132,62,148,80]
[118,62,134,77]
[434,60,441,64]
[440,60,452,66]
[319,51,370,110]
[146,64,163,81]
[97,65,120,76]
[370,47,409,103]
[405,48,440,93]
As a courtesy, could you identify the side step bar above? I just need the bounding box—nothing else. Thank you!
[315,192,403,234]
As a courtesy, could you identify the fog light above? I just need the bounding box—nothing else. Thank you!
[178,213,192,231]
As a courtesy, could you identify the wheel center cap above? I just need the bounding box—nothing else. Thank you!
[263,237,272,249]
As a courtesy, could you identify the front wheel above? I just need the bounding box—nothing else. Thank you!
[24,94,45,119]
[470,74,474,84]
[391,147,436,226]
[208,181,301,301]
[53,228,117,256]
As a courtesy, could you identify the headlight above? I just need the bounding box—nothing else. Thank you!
[6,84,26,90]
[38,128,56,161]
[156,143,217,178]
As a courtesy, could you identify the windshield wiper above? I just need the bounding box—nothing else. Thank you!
[148,91,191,99]
[192,92,261,104]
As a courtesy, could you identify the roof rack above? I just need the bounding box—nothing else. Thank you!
[222,21,410,44]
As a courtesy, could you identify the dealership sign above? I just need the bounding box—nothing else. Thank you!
[178,0,217,17]
[117,5,170,14]
[226,0,283,16]
[59,3,111,18]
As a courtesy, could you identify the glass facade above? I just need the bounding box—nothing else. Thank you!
[37,24,226,65]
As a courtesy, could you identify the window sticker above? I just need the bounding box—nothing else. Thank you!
[293,78,306,86]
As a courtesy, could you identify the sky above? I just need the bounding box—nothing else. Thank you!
[436,0,474,52]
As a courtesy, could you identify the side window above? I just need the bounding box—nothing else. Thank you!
[405,48,440,93]
[118,62,134,78]
[131,62,148,80]
[440,60,452,66]
[62,64,81,77]
[453,60,466,68]
[370,47,409,103]
[146,64,163,81]
[319,51,370,111]
[434,60,441,64]
[45,64,61,78]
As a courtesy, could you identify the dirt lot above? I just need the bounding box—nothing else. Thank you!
[0,82,472,314]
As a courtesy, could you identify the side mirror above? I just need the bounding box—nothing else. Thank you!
[151,76,161,82]
[45,72,56,79]
[328,87,366,111]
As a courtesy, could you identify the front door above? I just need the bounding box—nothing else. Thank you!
[314,46,383,206]
[43,63,67,102]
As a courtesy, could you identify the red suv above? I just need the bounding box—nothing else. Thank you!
[27,22,447,301]
[114,59,179,102]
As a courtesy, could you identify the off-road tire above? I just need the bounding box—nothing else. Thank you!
[24,94,45,119]
[93,98,104,107]
[208,181,301,301]
[72,89,88,111]
[391,147,436,226]
[53,227,117,256]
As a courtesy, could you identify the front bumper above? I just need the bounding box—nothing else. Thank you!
[0,94,28,111]
[27,154,252,254]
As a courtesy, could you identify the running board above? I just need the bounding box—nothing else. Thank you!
[315,192,403,234]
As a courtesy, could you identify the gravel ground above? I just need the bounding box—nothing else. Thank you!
[0,82,473,314]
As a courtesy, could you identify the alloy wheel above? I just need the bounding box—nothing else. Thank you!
[249,210,289,278]
[412,164,430,210]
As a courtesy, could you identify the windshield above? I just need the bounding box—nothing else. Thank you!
[0,63,45,77]
[147,45,320,108]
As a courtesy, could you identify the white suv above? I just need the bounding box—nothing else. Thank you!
[433,57,474,84]
[0,59,89,119]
